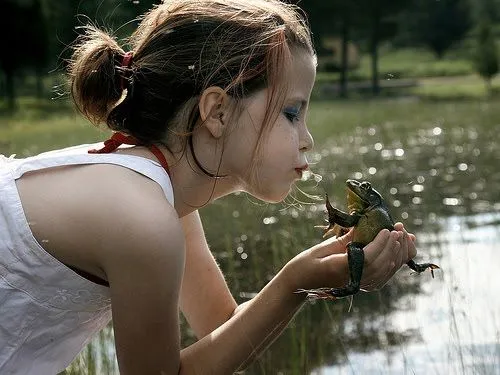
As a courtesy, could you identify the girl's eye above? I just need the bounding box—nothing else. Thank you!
[283,108,301,123]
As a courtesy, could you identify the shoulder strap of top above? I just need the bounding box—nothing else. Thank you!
[88,133,171,175]
[8,146,174,205]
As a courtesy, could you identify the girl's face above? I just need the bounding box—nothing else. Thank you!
[223,49,316,202]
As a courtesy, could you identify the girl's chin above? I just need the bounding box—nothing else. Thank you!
[257,187,293,204]
[243,178,294,203]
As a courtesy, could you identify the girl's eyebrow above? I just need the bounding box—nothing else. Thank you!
[285,98,307,108]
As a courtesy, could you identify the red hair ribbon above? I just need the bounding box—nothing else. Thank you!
[89,132,170,176]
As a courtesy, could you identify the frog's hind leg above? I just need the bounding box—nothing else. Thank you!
[325,243,365,298]
[406,259,440,278]
[295,244,365,300]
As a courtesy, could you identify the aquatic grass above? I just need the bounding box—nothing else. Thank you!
[59,327,117,375]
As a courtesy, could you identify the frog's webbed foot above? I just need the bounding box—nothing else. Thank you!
[406,259,440,278]
[295,243,365,300]
[295,288,338,300]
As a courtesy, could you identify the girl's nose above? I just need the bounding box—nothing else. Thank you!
[300,126,314,152]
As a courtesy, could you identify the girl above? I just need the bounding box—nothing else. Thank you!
[0,0,417,374]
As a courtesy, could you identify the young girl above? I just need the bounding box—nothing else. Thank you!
[0,0,417,374]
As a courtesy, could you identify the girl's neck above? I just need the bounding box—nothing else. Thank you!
[108,142,239,217]
[166,152,240,217]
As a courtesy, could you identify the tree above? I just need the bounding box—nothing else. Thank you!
[297,1,351,96]
[0,0,49,109]
[356,0,409,95]
[474,18,499,96]
[299,0,412,97]
[403,0,472,59]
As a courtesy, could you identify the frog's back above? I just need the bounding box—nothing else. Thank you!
[352,207,394,245]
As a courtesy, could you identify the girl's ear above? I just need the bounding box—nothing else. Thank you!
[198,86,229,139]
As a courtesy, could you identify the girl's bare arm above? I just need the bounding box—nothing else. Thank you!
[179,211,238,338]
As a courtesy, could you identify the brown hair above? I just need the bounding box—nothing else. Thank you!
[68,0,314,176]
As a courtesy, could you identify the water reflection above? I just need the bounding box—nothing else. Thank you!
[318,213,500,375]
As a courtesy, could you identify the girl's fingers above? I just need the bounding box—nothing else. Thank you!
[393,222,417,258]
[309,229,353,258]
[361,223,419,291]
[393,222,404,231]
[407,237,417,259]
[398,229,408,265]
[361,229,403,288]
[363,229,394,264]
[337,229,354,247]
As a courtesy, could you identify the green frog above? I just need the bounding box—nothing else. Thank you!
[301,179,439,300]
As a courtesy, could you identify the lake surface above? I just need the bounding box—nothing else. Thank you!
[315,213,500,375]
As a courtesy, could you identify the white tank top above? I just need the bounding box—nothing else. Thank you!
[0,143,174,375]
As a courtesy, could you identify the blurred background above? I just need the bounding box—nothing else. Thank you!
[1,0,500,374]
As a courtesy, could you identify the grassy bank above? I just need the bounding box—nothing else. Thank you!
[315,44,500,101]
[316,46,475,84]
[2,95,500,157]
[0,98,107,156]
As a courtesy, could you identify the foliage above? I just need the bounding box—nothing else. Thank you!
[301,0,411,96]
[400,0,472,59]
[474,17,499,93]
[1,0,499,104]
[0,0,50,108]
[0,0,157,108]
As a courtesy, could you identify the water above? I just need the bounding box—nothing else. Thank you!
[316,213,500,375]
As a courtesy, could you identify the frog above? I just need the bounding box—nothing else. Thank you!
[299,179,439,300]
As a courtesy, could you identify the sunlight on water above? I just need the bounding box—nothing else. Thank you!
[318,213,500,375]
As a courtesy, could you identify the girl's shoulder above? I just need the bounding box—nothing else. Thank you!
[68,161,183,257]
[81,162,184,257]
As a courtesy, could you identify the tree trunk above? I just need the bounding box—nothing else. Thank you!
[5,68,16,111]
[339,6,350,98]
[36,67,44,99]
[370,4,381,96]
[486,78,493,97]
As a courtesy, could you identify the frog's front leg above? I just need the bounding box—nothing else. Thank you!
[323,195,361,237]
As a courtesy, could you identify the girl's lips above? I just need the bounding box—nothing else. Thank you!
[295,165,308,177]
[295,164,309,172]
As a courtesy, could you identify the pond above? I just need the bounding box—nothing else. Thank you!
[60,99,500,374]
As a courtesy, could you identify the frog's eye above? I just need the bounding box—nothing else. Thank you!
[360,181,371,190]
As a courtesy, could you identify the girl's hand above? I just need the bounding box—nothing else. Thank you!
[282,223,417,294]
[359,222,417,291]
